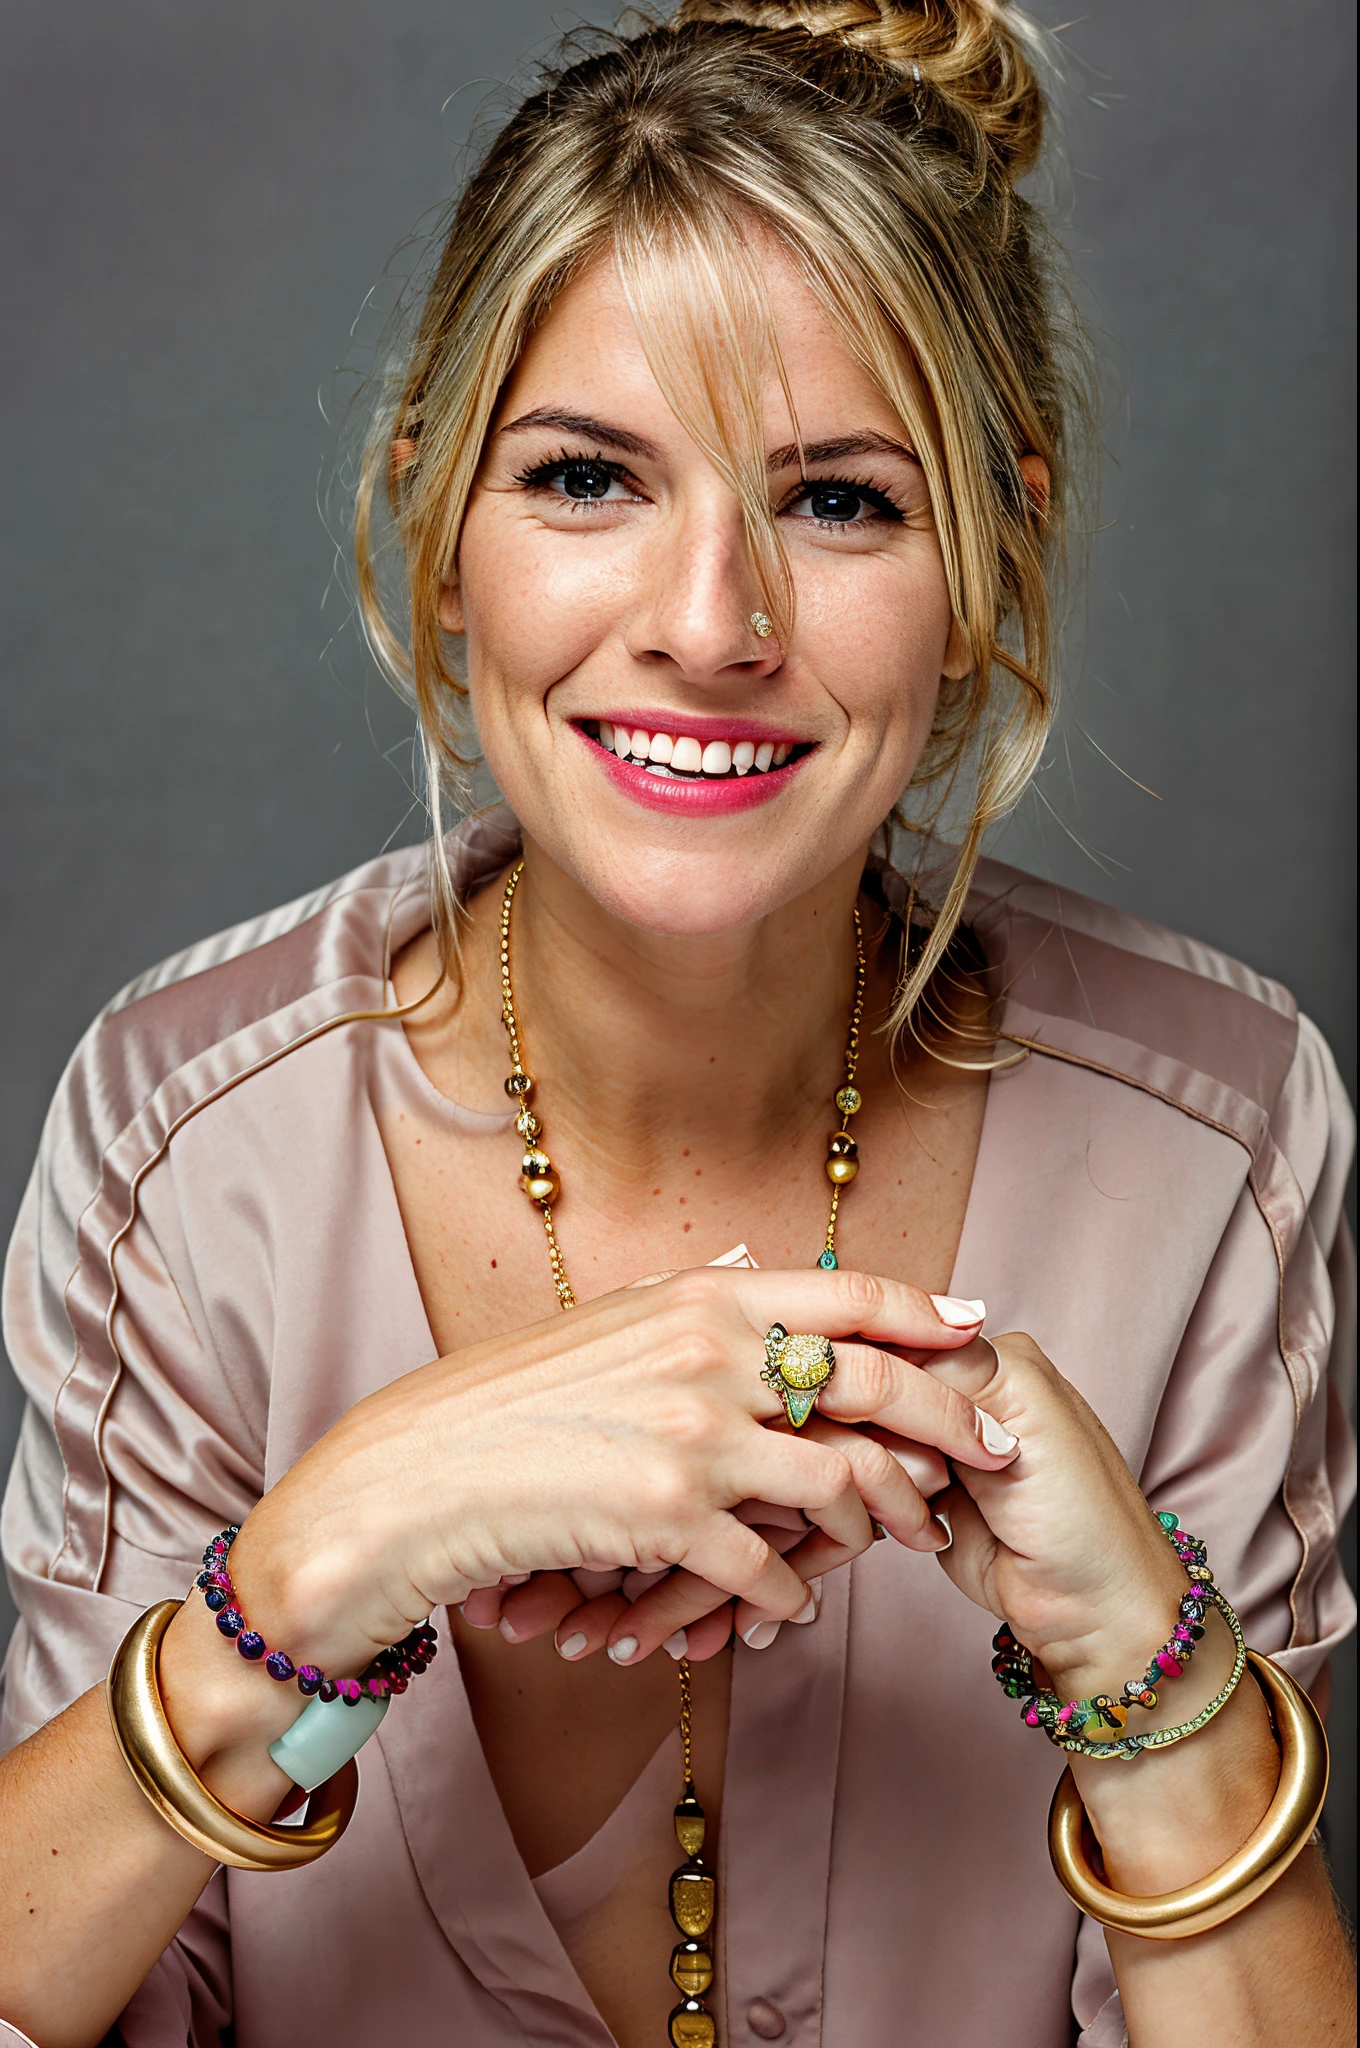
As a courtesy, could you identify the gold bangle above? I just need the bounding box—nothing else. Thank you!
[1048,1651,1328,1940]
[106,1599,358,1872]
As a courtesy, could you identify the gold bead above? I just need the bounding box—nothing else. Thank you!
[835,1085,862,1116]
[670,1942,714,1997]
[826,1155,859,1185]
[668,1998,716,2046]
[669,1862,716,1938]
[521,1168,560,1204]
[514,1108,541,1140]
[674,1793,706,1857]
[504,1073,533,1099]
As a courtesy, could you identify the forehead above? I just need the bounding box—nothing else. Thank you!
[494,238,909,445]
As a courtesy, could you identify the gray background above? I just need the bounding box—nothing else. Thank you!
[1,0,1354,1922]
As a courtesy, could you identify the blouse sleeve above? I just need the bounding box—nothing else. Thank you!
[1072,1012,1358,2047]
[1,1030,264,2045]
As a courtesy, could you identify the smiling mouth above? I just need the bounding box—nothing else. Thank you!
[579,719,815,780]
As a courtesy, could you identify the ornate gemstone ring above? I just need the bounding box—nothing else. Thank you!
[760,1323,836,1430]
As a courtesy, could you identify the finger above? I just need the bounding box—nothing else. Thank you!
[496,1571,584,1645]
[853,1427,950,1498]
[555,1592,630,1662]
[727,1266,986,1351]
[816,1342,1020,1470]
[681,1604,734,1662]
[609,1515,807,1662]
[926,1481,1002,1614]
[609,1566,735,1661]
[796,1416,949,1554]
[459,1584,507,1630]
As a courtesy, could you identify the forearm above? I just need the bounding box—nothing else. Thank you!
[1065,1630,1353,2045]
[0,1599,299,2048]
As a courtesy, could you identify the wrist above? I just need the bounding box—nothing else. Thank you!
[157,1594,305,1779]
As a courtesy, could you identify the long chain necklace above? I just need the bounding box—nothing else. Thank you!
[497,858,866,2048]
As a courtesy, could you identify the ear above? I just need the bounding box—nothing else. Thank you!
[438,579,465,635]
[1018,452,1050,519]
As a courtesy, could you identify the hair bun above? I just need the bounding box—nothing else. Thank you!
[672,0,1046,179]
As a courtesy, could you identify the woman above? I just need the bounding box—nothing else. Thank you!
[0,3,1353,2044]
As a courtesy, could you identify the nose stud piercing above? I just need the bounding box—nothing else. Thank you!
[749,611,773,639]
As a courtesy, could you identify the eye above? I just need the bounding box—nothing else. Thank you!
[516,452,640,505]
[783,477,904,529]
[556,459,626,501]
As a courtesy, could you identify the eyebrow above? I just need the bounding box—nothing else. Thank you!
[766,432,920,471]
[498,409,918,473]
[496,406,662,460]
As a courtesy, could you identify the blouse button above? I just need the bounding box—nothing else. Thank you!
[746,2000,786,2040]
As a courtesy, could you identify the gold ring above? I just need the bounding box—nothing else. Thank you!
[107,1600,358,1871]
[760,1323,836,1429]
[1047,1651,1328,1938]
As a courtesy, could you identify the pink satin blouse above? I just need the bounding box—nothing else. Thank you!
[1,808,1354,2048]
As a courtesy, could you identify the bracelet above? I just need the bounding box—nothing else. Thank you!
[1002,1590,1248,1761]
[197,1526,438,1705]
[1048,1651,1329,1938]
[992,1512,1221,1751]
[106,1600,358,1871]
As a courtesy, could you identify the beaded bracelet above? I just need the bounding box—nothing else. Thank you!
[991,1513,1238,1759]
[196,1526,437,1705]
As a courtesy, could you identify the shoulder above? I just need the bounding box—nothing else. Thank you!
[964,852,1348,1173]
[37,809,520,1195]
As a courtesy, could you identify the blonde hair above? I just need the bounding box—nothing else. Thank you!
[355,0,1095,1037]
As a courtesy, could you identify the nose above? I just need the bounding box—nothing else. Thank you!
[623,498,782,686]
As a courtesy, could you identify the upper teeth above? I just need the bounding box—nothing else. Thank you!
[595,721,789,775]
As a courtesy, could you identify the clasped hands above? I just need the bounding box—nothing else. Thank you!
[240,1264,1187,1705]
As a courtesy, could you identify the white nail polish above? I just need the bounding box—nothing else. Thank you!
[662,1630,689,1660]
[932,1510,953,1551]
[741,1619,781,1650]
[930,1294,987,1328]
[790,1592,817,1624]
[497,1617,519,1643]
[557,1631,588,1660]
[607,1636,640,1664]
[977,1409,1019,1455]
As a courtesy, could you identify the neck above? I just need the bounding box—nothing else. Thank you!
[445,833,881,1199]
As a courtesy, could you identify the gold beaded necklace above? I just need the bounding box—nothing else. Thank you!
[497,857,866,2047]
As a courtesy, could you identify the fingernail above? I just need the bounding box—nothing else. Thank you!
[791,1590,817,1624]
[556,1631,588,1660]
[497,1617,519,1643]
[977,1409,1019,1455]
[501,1572,531,1586]
[932,1510,953,1551]
[662,1630,689,1660]
[931,1294,987,1328]
[607,1636,639,1664]
[873,1521,888,1541]
[741,1619,781,1650]
[458,1603,498,1630]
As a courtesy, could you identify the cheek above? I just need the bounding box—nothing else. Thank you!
[457,507,621,712]
[798,547,954,757]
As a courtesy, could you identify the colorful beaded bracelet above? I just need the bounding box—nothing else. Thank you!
[991,1513,1230,1757]
[196,1526,437,1705]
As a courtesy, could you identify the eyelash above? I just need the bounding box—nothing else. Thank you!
[514,449,908,527]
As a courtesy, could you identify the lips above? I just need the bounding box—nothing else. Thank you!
[574,718,814,815]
